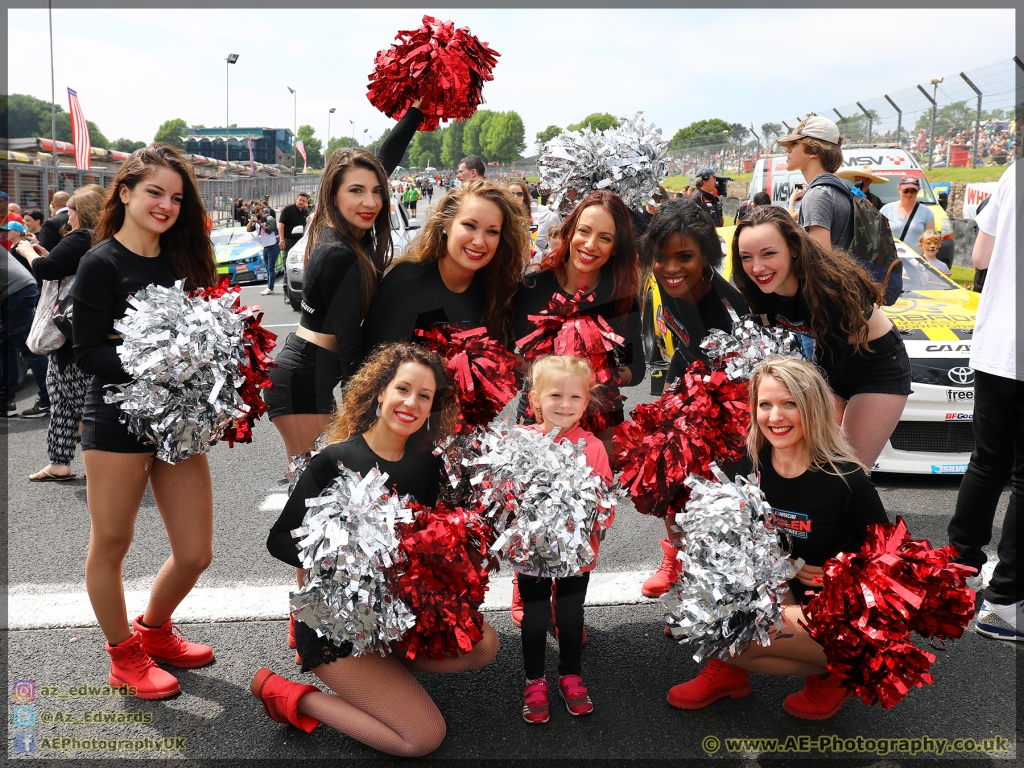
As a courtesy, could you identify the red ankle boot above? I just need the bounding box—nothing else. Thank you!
[511,572,524,627]
[782,674,852,720]
[642,539,681,598]
[133,615,215,668]
[106,631,181,700]
[667,659,751,709]
[250,668,321,732]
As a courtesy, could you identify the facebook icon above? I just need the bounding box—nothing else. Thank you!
[13,733,35,753]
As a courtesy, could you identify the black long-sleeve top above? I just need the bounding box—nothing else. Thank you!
[511,268,646,386]
[664,273,750,385]
[31,228,92,281]
[71,237,175,384]
[299,107,423,383]
[266,436,442,569]
[362,260,488,353]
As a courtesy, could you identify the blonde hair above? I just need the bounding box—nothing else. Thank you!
[528,355,593,424]
[747,357,864,476]
[66,183,106,235]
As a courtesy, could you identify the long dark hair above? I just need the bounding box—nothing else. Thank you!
[306,148,393,315]
[731,206,882,353]
[538,190,639,317]
[401,179,528,344]
[639,198,723,291]
[95,143,217,290]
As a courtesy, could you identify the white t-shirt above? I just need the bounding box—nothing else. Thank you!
[970,166,1018,381]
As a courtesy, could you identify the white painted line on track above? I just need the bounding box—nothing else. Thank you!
[9,570,659,630]
[260,493,289,512]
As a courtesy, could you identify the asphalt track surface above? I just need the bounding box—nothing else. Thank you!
[4,193,1019,763]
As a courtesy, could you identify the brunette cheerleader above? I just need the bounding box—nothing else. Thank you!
[254,343,499,756]
[71,145,219,698]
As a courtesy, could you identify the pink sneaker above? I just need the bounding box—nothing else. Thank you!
[522,678,550,724]
[558,674,594,716]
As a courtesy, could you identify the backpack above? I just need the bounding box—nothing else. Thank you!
[806,173,902,305]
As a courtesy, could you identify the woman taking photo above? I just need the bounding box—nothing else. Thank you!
[71,144,219,699]
[667,357,888,720]
[362,179,528,351]
[20,184,106,482]
[265,104,424,648]
[255,343,499,757]
[731,206,912,470]
[637,198,750,599]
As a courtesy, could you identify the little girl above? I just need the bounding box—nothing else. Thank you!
[520,355,614,724]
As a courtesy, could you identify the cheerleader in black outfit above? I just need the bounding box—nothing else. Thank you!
[667,357,889,720]
[71,145,219,699]
[362,179,528,352]
[731,206,912,469]
[637,198,751,599]
[253,343,499,757]
[265,104,423,630]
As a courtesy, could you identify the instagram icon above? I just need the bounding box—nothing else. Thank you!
[12,680,36,703]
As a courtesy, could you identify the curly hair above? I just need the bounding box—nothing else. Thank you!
[639,197,723,282]
[538,190,639,317]
[305,148,393,315]
[731,206,882,354]
[95,143,217,290]
[400,179,527,344]
[324,343,457,452]
[747,357,864,476]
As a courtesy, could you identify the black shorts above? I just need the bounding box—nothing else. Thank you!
[81,382,156,454]
[264,334,341,419]
[829,326,913,400]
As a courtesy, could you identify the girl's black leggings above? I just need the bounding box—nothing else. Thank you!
[519,572,590,680]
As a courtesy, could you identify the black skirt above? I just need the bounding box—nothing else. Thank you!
[295,620,353,672]
[265,334,342,419]
[80,382,156,454]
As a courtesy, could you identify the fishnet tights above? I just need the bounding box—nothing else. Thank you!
[834,392,909,470]
[299,622,498,757]
[725,592,828,677]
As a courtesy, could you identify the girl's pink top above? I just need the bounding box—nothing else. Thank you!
[530,422,615,573]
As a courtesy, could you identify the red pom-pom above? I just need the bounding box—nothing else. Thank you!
[516,290,625,386]
[612,361,748,517]
[415,325,519,434]
[367,16,500,132]
[802,517,976,709]
[392,501,497,661]
[191,277,277,446]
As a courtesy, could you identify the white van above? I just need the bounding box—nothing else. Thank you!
[747,146,954,267]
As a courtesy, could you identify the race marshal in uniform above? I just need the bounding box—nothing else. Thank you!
[690,167,723,227]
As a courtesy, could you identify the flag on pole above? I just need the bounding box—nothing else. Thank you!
[247,137,255,176]
[67,88,91,170]
[294,140,307,173]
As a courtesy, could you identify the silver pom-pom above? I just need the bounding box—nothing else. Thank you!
[539,112,669,215]
[700,316,804,381]
[286,450,320,495]
[105,281,253,464]
[288,465,417,657]
[471,419,619,578]
[661,464,795,663]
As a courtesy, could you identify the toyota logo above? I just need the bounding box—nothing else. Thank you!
[948,366,975,385]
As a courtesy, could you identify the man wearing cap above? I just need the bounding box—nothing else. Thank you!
[879,176,935,254]
[689,168,723,227]
[836,166,887,210]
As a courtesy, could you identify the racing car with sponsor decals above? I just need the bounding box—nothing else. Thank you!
[643,238,978,474]
[211,226,283,285]
[747,147,954,268]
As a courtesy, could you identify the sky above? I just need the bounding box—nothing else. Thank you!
[7,8,1018,153]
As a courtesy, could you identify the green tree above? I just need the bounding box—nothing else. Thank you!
[364,128,412,170]
[913,101,976,139]
[462,110,496,159]
[668,118,732,151]
[325,135,362,157]
[296,124,323,168]
[4,93,110,147]
[535,124,561,151]
[728,122,750,145]
[112,138,147,152]
[191,124,206,130]
[154,118,188,149]
[760,122,783,144]
[567,113,619,132]
[440,121,466,167]
[482,111,526,163]
[409,130,442,168]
